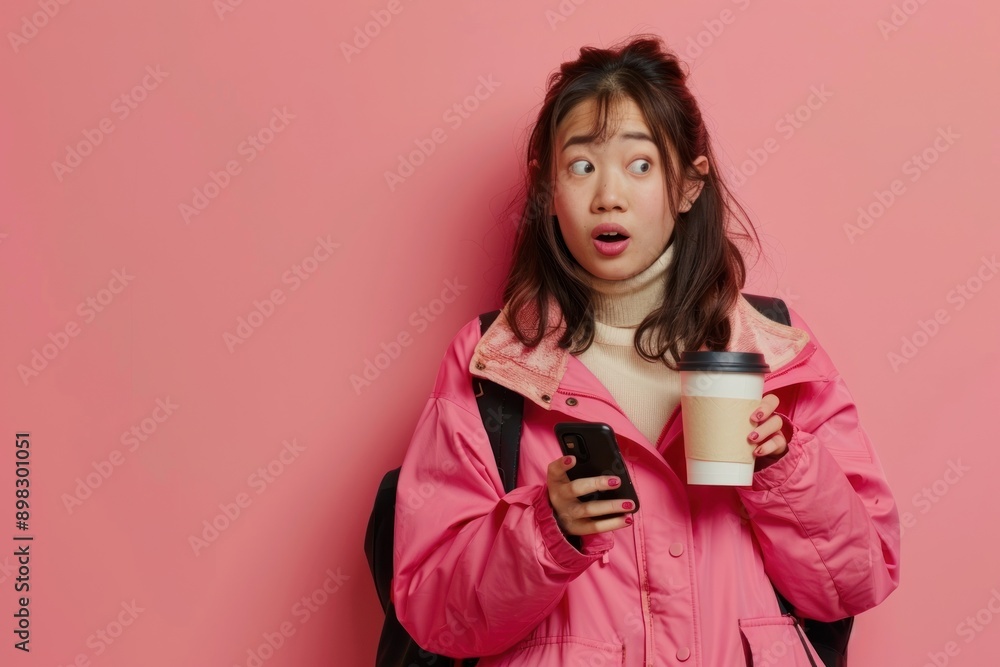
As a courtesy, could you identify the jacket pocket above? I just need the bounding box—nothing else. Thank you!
[739,616,824,667]
[481,635,624,667]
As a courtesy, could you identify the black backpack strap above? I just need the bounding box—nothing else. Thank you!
[364,467,399,612]
[474,310,523,494]
[742,292,791,326]
[800,616,853,667]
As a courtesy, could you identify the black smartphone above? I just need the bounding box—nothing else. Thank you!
[554,422,639,514]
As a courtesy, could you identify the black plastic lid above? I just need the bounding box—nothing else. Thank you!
[677,351,770,373]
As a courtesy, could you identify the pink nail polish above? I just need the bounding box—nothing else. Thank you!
[749,431,759,442]
[563,456,573,466]
[754,411,764,421]
[607,478,620,487]
[622,501,634,510]
[624,515,633,525]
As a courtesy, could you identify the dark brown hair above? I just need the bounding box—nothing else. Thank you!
[500,34,761,369]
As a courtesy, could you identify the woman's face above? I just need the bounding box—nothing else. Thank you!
[551,96,708,281]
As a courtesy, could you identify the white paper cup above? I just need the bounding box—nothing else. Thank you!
[678,351,770,486]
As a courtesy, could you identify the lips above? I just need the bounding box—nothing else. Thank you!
[591,223,631,257]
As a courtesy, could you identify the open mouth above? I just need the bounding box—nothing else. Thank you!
[592,230,631,257]
[596,232,629,242]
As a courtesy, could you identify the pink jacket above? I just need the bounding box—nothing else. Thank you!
[393,295,901,666]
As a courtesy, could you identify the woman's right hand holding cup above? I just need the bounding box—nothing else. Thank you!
[546,455,634,536]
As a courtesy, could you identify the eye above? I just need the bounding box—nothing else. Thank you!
[628,159,652,174]
[569,160,594,175]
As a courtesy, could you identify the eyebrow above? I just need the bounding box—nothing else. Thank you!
[561,131,655,151]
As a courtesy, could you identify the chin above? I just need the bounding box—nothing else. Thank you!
[585,264,634,282]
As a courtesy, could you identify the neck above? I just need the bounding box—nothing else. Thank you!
[582,241,674,332]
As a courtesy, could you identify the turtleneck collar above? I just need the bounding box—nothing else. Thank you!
[577,240,675,346]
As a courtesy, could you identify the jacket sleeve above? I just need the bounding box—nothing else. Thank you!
[391,321,614,657]
[736,307,901,622]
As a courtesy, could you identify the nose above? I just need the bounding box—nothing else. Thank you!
[591,170,627,213]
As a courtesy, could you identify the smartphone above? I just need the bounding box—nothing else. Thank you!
[554,422,639,514]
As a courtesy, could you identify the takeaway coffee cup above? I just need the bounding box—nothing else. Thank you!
[677,351,770,486]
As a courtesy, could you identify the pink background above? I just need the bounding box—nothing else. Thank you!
[2,0,998,665]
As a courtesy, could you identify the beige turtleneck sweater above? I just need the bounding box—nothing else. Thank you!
[574,241,680,446]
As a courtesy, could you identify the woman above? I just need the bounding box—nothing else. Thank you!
[391,34,900,666]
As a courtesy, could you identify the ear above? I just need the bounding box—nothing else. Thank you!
[679,155,710,212]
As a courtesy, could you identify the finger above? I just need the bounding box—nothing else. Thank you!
[748,414,783,444]
[560,501,637,536]
[554,500,597,535]
[576,498,636,519]
[588,512,634,534]
[546,456,577,524]
[750,393,779,423]
[566,475,619,501]
[552,506,579,532]
[751,393,780,424]
[752,432,788,458]
[547,454,575,485]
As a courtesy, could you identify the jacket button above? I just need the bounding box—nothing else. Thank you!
[669,542,684,557]
[566,397,578,406]
[676,647,691,661]
[475,361,485,370]
[541,394,551,402]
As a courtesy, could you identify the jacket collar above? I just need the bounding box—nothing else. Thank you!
[469,295,814,411]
